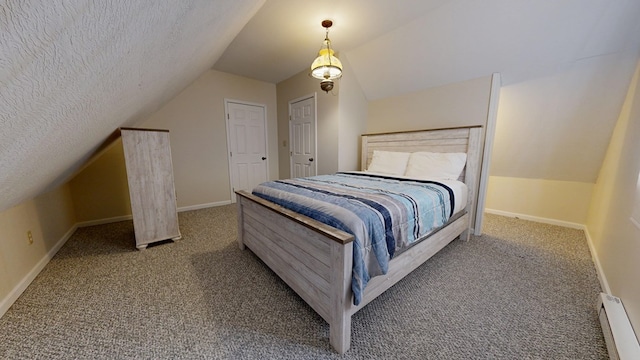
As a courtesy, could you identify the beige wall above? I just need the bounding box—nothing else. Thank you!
[587,60,640,339]
[70,70,278,218]
[276,70,340,178]
[141,70,278,207]
[365,75,600,227]
[0,184,76,315]
[366,76,493,229]
[367,76,492,133]
[276,61,369,177]
[485,176,594,226]
[337,56,368,171]
[69,139,132,223]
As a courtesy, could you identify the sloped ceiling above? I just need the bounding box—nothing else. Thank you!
[213,0,450,85]
[0,0,265,212]
[215,0,640,182]
[2,0,640,213]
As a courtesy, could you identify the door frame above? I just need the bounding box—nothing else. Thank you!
[224,98,269,203]
[288,93,318,178]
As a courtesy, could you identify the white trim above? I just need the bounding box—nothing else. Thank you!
[631,216,640,231]
[288,93,318,178]
[0,224,77,318]
[584,228,611,295]
[475,73,501,236]
[0,200,236,317]
[484,208,585,229]
[75,201,234,227]
[77,215,133,228]
[178,200,231,212]
[484,207,611,294]
[224,99,269,203]
[223,98,267,109]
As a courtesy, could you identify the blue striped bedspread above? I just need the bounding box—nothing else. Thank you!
[252,172,455,305]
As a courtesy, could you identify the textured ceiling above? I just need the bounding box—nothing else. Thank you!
[0,0,265,212]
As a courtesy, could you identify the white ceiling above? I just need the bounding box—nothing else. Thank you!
[1,0,640,213]
[213,0,449,87]
[215,0,640,183]
[215,0,640,100]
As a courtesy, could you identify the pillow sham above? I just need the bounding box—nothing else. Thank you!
[367,150,411,175]
[404,152,467,180]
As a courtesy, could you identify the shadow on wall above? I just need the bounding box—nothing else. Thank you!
[68,138,133,223]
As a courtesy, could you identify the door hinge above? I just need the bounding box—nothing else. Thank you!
[230,151,232,157]
[227,113,229,119]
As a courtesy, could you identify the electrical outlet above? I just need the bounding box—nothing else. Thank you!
[27,230,33,245]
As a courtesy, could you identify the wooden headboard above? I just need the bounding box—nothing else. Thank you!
[361,126,483,228]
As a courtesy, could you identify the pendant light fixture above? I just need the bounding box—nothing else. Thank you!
[310,20,343,93]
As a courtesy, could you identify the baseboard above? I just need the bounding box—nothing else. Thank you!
[584,228,611,294]
[0,224,78,318]
[74,201,232,228]
[76,214,133,228]
[484,208,585,230]
[1,200,233,318]
[178,200,231,212]
[484,208,611,294]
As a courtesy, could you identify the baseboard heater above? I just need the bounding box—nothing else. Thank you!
[597,293,640,360]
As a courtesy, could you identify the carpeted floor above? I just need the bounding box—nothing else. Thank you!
[0,206,608,359]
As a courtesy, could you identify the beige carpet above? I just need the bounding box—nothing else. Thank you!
[0,206,608,359]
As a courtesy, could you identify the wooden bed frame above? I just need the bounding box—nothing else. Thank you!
[235,126,483,353]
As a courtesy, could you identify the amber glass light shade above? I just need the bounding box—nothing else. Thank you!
[310,39,343,80]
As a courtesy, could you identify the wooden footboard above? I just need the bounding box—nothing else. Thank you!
[236,190,354,353]
[236,190,467,353]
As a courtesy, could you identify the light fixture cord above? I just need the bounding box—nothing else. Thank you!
[325,27,332,70]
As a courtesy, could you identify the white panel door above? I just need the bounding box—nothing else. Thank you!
[289,96,316,178]
[226,101,268,198]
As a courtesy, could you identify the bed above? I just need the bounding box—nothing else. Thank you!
[235,126,483,353]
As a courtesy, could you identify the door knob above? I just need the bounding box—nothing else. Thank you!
[309,158,314,162]
[261,157,267,160]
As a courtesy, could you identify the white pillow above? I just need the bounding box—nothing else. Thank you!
[367,150,410,176]
[404,152,467,180]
